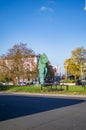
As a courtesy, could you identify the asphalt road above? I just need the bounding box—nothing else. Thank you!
[0,93,86,130]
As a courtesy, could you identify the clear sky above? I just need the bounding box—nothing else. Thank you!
[0,0,86,73]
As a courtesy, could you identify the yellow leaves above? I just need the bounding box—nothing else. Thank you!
[64,47,86,79]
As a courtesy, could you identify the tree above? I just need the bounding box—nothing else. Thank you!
[45,62,55,82]
[64,58,80,80]
[64,47,86,80]
[0,43,37,85]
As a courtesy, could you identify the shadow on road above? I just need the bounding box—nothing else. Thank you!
[0,94,85,121]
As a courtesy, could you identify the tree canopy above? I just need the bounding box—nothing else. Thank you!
[64,47,86,80]
[0,43,37,84]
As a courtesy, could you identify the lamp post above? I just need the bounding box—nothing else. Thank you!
[65,64,68,80]
[84,0,86,11]
[80,54,86,80]
[80,59,83,80]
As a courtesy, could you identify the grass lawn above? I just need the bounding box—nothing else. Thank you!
[0,85,86,95]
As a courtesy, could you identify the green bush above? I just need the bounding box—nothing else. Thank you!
[60,79,75,83]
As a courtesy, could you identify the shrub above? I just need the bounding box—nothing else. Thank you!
[60,79,75,83]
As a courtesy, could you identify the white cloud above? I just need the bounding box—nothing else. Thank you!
[47,0,56,5]
[40,6,53,12]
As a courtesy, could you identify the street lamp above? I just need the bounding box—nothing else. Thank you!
[84,0,86,11]
[64,64,68,80]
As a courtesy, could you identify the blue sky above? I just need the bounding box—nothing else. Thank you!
[0,0,86,73]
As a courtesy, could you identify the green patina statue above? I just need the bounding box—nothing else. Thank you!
[37,53,48,85]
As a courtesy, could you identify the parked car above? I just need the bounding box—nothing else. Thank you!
[44,76,60,85]
[81,80,86,86]
[18,81,27,86]
[0,82,4,86]
[76,79,86,86]
[75,80,82,85]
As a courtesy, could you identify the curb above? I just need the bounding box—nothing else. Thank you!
[0,91,86,98]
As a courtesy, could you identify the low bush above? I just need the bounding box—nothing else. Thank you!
[60,79,75,83]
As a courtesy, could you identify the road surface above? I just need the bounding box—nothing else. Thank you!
[0,92,86,130]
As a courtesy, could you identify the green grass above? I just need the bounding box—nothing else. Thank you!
[0,85,86,95]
